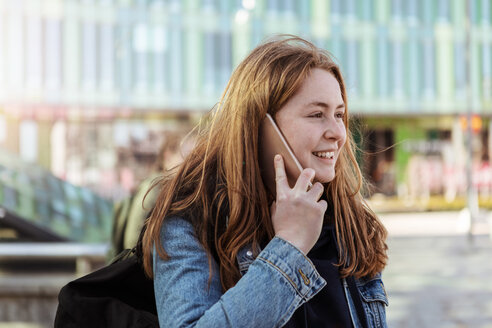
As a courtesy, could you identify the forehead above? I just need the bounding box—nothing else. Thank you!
[297,68,342,102]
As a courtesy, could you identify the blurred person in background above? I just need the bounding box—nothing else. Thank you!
[108,131,193,260]
[142,35,388,327]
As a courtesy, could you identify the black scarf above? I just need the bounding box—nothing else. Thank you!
[282,224,354,328]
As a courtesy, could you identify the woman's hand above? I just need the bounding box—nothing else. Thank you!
[270,154,327,254]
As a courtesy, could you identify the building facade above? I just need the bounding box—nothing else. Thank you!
[0,0,491,203]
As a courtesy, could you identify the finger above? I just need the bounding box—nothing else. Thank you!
[274,155,289,193]
[307,182,324,201]
[294,168,315,192]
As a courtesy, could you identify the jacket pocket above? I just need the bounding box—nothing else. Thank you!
[357,274,388,328]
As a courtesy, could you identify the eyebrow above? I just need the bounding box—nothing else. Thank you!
[306,101,345,110]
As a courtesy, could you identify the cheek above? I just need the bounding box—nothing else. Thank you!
[291,137,315,161]
[339,128,347,147]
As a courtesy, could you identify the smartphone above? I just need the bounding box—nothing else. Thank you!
[259,113,306,196]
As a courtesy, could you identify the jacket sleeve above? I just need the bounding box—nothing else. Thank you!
[153,216,326,328]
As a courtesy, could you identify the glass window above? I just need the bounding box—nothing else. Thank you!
[437,0,450,22]
[376,26,389,98]
[218,32,232,93]
[406,34,421,108]
[202,0,217,11]
[454,41,467,100]
[133,2,149,94]
[482,43,491,99]
[422,35,436,99]
[419,0,435,25]
[470,0,479,24]
[391,0,403,21]
[482,0,491,25]
[267,0,279,13]
[358,0,373,21]
[81,1,97,92]
[19,120,38,163]
[283,0,295,13]
[406,0,418,20]
[45,19,62,94]
[169,3,184,102]
[0,7,4,91]
[344,0,356,18]
[203,32,216,96]
[152,24,168,93]
[100,20,115,92]
[6,2,23,94]
[392,40,405,98]
[26,4,43,91]
[345,39,359,97]
[116,2,134,103]
[331,0,342,16]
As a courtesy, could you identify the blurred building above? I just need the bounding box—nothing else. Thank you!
[0,0,490,203]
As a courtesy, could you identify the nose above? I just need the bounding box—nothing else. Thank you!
[323,118,345,142]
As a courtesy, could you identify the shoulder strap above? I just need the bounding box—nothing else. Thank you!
[346,276,369,328]
[134,220,147,261]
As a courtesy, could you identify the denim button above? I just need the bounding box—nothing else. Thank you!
[298,269,310,285]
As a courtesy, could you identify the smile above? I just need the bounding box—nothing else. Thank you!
[313,151,335,159]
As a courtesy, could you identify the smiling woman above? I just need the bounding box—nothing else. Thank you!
[142,35,389,328]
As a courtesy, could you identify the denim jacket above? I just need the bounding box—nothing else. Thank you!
[153,216,388,327]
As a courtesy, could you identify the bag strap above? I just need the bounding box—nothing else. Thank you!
[110,220,148,265]
[347,276,369,328]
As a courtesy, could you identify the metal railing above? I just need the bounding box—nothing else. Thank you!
[0,242,109,275]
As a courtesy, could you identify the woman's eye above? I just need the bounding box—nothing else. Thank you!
[335,112,345,119]
[310,112,323,118]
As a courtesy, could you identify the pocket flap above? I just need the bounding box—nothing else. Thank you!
[357,277,389,306]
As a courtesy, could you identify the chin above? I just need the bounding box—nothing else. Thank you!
[316,173,335,183]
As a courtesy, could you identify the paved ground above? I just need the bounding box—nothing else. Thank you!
[380,211,492,328]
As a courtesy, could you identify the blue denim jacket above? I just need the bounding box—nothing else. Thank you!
[153,216,388,327]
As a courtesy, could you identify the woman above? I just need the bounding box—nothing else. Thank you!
[142,35,388,328]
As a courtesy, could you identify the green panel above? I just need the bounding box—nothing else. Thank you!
[312,0,330,22]
[394,121,426,185]
[361,32,375,100]
[452,0,465,27]
[184,0,199,11]
[63,0,81,99]
[311,0,330,38]
[375,0,389,23]
[435,23,454,108]
[471,35,482,110]
[252,0,266,15]
[232,19,251,68]
[185,27,202,100]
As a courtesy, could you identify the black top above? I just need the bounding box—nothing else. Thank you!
[283,224,353,328]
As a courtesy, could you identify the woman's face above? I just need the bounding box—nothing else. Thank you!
[275,68,347,183]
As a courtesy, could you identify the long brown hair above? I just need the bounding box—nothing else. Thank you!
[142,35,387,290]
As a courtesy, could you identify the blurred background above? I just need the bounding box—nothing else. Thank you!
[0,0,491,327]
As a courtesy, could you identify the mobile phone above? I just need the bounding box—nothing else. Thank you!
[259,113,305,196]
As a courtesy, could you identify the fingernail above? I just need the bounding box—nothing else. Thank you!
[274,154,281,161]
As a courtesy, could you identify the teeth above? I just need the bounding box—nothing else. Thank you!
[313,151,334,159]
